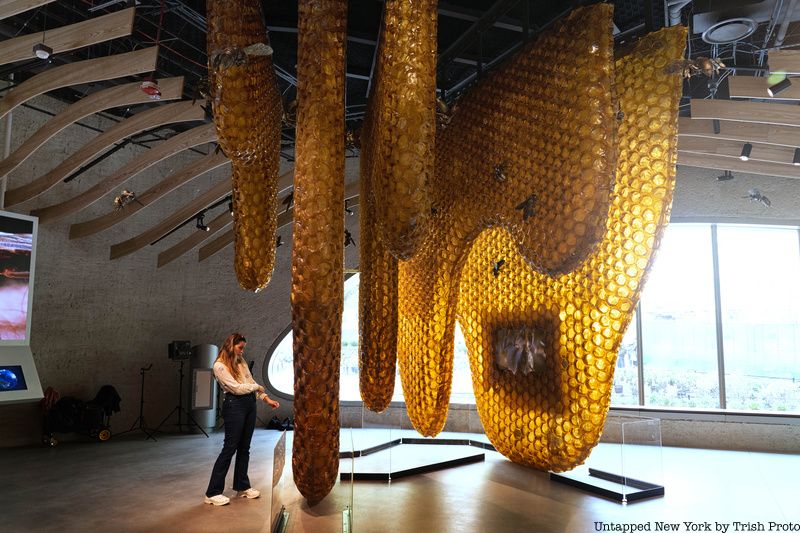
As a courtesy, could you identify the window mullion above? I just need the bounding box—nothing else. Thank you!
[711,224,726,409]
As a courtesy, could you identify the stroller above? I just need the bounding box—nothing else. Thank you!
[41,385,122,446]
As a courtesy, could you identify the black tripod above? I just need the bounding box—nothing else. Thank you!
[154,360,209,438]
[117,364,156,441]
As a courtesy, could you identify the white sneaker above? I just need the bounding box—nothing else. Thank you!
[237,488,261,499]
[204,494,230,506]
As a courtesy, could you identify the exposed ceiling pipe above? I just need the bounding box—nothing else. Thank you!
[773,0,799,48]
[667,0,692,27]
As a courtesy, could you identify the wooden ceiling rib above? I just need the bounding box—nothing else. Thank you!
[678,117,800,148]
[0,8,135,65]
[766,49,800,75]
[197,227,235,262]
[31,122,216,223]
[727,76,800,101]
[678,153,800,179]
[109,178,232,260]
[0,0,56,21]
[0,47,159,121]
[5,100,205,206]
[198,181,361,262]
[68,151,230,239]
[156,168,295,267]
[157,211,232,268]
[690,98,800,128]
[678,137,799,164]
[0,77,185,180]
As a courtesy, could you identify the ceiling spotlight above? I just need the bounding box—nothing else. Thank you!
[195,213,209,232]
[794,148,800,166]
[32,42,52,60]
[712,119,721,135]
[740,143,752,161]
[228,201,234,216]
[767,77,792,97]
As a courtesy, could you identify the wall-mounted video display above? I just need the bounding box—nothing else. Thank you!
[0,211,37,344]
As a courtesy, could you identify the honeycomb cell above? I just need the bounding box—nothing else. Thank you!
[397,4,619,437]
[291,0,347,504]
[207,0,282,292]
[361,0,436,260]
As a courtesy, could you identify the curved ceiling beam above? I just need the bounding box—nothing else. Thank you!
[678,117,800,148]
[157,167,294,267]
[0,47,159,121]
[678,152,800,179]
[32,122,216,223]
[69,151,229,239]
[158,211,233,268]
[690,98,800,128]
[0,0,56,21]
[0,8,135,65]
[198,181,360,262]
[0,77,185,180]
[6,100,205,206]
[109,178,232,260]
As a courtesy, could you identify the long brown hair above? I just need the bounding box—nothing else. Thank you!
[217,332,247,380]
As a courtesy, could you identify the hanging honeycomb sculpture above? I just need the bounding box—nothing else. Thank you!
[207,0,282,292]
[290,0,347,505]
[358,0,437,411]
[361,0,437,260]
[397,4,622,437]
[358,129,399,412]
[397,15,684,468]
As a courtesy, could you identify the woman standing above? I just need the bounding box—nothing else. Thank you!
[205,333,280,506]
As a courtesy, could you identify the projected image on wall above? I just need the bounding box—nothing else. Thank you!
[0,214,34,341]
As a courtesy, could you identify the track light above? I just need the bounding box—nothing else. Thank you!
[740,143,752,161]
[195,213,209,232]
[767,77,792,97]
[32,42,52,60]
[712,119,721,134]
[228,201,234,216]
[794,148,800,166]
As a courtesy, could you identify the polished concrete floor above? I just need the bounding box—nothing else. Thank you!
[2,427,799,533]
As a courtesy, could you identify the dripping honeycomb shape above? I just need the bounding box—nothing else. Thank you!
[290,0,347,505]
[207,0,282,292]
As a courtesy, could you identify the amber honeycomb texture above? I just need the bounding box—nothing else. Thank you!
[456,28,685,470]
[207,0,282,292]
[397,5,619,437]
[290,0,347,505]
[360,0,436,260]
[358,120,399,412]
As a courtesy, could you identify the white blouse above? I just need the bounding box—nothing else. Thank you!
[213,360,266,400]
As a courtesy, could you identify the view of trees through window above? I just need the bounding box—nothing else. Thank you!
[266,224,800,414]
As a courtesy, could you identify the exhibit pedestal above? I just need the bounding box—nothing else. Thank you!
[550,415,664,503]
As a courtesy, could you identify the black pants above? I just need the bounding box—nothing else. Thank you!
[205,392,256,496]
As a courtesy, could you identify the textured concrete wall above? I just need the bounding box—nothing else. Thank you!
[1,96,798,452]
[0,95,361,447]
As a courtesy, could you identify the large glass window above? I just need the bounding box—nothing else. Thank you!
[640,224,720,409]
[265,223,800,415]
[611,311,639,406]
[716,225,800,412]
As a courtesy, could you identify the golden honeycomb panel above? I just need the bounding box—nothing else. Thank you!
[358,116,399,411]
[207,0,282,292]
[362,0,436,260]
[291,0,347,504]
[397,5,618,437]
[458,27,686,471]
